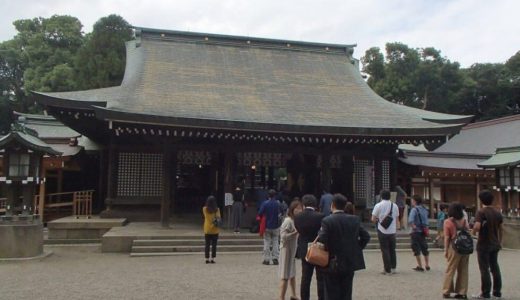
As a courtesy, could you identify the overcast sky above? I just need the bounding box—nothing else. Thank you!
[1,0,518,67]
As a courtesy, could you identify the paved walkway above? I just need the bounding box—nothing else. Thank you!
[1,245,519,299]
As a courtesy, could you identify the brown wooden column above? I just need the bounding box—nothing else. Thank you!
[428,177,435,218]
[37,166,46,220]
[475,179,481,210]
[105,139,117,209]
[223,151,233,194]
[322,153,331,193]
[161,142,173,228]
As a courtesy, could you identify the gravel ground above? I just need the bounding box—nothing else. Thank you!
[1,246,519,300]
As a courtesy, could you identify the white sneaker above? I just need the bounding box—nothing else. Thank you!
[391,269,397,274]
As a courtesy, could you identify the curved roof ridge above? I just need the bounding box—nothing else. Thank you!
[463,114,520,130]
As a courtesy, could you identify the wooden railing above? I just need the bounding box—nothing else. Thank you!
[34,190,94,220]
[0,197,6,214]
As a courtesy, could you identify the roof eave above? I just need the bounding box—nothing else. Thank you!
[93,106,465,137]
[31,91,107,110]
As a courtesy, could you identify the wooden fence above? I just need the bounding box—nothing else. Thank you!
[0,197,5,214]
[34,190,94,220]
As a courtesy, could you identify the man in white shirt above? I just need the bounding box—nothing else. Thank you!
[371,189,400,275]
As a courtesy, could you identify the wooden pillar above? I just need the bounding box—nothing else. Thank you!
[105,139,117,208]
[322,153,331,193]
[223,152,233,194]
[428,177,434,218]
[374,156,382,194]
[37,166,46,220]
[476,179,481,210]
[161,142,172,228]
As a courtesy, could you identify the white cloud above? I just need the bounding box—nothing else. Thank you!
[0,0,518,67]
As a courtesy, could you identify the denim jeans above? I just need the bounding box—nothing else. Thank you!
[477,249,502,297]
[263,228,280,261]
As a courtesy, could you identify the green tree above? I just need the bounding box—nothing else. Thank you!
[0,39,25,131]
[361,47,385,88]
[16,15,84,95]
[74,14,132,89]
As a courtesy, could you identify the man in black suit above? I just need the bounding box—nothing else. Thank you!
[317,194,370,300]
[294,194,325,300]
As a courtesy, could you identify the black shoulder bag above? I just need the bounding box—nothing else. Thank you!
[379,203,394,229]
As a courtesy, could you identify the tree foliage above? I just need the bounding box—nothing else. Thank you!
[0,14,131,133]
[74,14,133,89]
[362,43,520,121]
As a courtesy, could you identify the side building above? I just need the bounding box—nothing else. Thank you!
[399,114,520,217]
[0,113,101,221]
[32,28,471,225]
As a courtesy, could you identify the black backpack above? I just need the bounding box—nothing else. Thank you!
[451,219,474,255]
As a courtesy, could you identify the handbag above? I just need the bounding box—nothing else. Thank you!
[379,203,394,229]
[212,216,223,228]
[305,236,329,267]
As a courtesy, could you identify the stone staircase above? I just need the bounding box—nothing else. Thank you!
[130,231,439,257]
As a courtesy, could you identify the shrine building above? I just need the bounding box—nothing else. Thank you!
[32,28,471,226]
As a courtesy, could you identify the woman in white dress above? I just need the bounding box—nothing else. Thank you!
[279,200,303,300]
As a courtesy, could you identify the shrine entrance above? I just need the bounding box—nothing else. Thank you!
[173,150,215,215]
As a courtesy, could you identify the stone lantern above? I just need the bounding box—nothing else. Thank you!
[0,117,61,259]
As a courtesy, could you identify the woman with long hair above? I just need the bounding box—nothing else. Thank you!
[442,202,471,299]
[202,195,221,264]
[279,200,303,300]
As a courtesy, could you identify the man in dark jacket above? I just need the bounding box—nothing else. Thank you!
[294,194,325,300]
[318,194,370,300]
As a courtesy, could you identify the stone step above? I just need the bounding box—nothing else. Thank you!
[131,244,264,253]
[44,238,101,245]
[133,235,431,246]
[131,242,438,254]
[133,239,263,246]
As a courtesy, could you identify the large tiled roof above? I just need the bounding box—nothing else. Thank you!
[34,28,471,136]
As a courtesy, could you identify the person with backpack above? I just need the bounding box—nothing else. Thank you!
[408,195,430,272]
[471,190,503,299]
[442,202,472,299]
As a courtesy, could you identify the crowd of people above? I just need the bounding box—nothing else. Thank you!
[201,188,504,300]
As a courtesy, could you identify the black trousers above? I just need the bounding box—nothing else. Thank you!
[377,230,396,273]
[323,271,354,300]
[411,232,429,256]
[477,249,502,297]
[301,259,325,300]
[204,234,218,259]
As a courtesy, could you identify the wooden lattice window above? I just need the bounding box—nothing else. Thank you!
[8,153,30,177]
[382,160,391,190]
[237,152,290,167]
[177,151,212,166]
[117,152,163,197]
[499,168,510,187]
[514,167,520,186]
[354,159,375,207]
